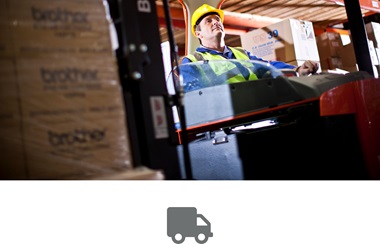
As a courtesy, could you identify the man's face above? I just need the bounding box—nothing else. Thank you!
[195,14,224,40]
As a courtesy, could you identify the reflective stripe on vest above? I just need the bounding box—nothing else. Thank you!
[185,47,258,83]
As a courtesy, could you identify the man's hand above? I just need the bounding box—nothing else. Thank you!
[296,60,319,76]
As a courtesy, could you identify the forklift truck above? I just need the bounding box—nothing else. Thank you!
[108,0,380,180]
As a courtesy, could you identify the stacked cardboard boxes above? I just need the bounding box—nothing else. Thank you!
[316,32,344,71]
[318,22,380,74]
[0,0,134,179]
[240,18,321,72]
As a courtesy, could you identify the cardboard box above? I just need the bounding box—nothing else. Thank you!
[15,58,120,94]
[0,0,14,58]
[341,66,358,72]
[15,57,125,122]
[339,42,359,73]
[8,0,114,58]
[0,59,20,126]
[20,92,126,123]
[338,39,378,71]
[316,32,343,59]
[24,117,131,179]
[0,59,17,96]
[241,18,320,62]
[14,57,132,179]
[0,0,7,25]
[340,42,357,68]
[66,166,165,180]
[0,58,26,179]
[320,57,343,70]
[1,79,132,179]
[0,127,26,179]
[0,97,21,127]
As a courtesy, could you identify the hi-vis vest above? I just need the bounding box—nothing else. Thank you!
[185,47,258,83]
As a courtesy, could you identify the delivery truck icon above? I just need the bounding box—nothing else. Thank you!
[167,207,213,244]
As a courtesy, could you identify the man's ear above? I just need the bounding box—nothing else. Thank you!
[195,31,202,39]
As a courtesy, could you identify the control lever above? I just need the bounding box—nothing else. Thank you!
[212,129,229,145]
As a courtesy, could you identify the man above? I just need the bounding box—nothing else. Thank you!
[181,4,318,78]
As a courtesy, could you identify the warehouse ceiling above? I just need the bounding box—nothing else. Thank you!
[156,0,375,56]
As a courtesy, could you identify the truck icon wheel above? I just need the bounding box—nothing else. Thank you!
[195,233,208,244]
[172,233,185,244]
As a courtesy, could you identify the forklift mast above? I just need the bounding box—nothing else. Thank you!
[106,0,182,179]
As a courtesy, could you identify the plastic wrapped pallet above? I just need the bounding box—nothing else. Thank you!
[0,59,26,179]
[8,0,114,58]
[0,0,137,179]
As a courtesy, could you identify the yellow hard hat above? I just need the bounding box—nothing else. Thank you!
[191,4,224,36]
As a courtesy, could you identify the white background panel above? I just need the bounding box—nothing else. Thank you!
[1,181,379,244]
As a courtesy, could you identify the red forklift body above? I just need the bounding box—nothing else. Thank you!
[176,65,380,179]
